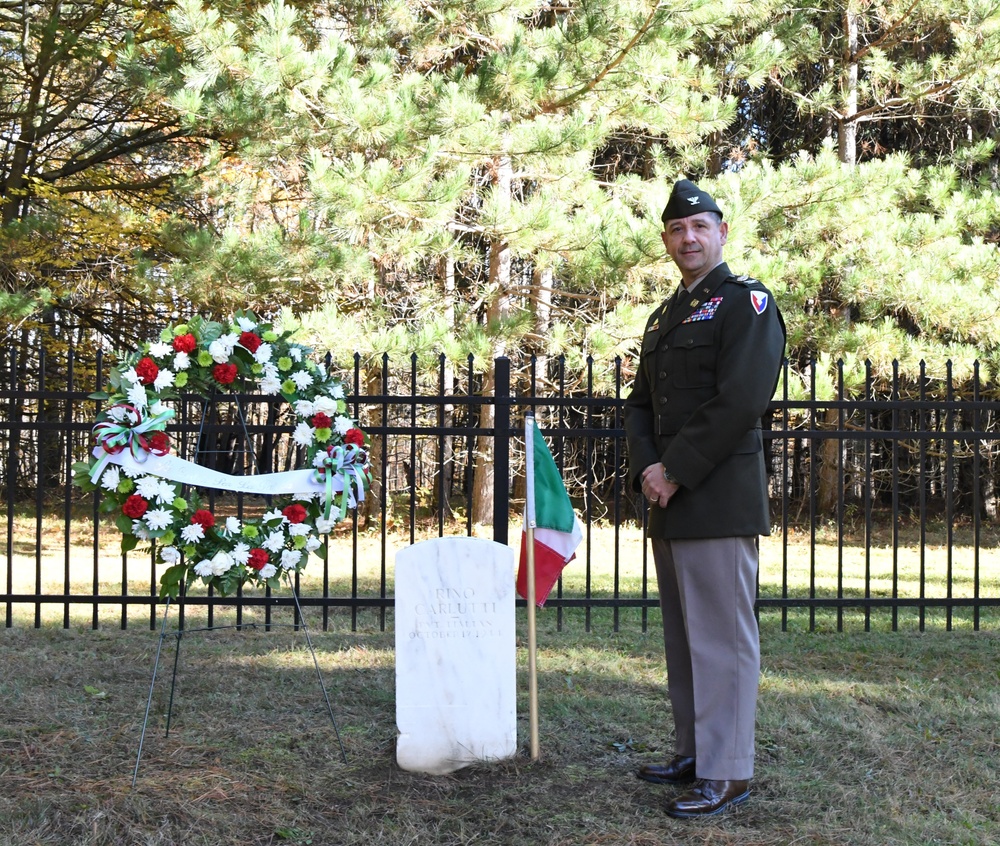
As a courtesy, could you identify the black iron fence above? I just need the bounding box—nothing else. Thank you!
[3,347,999,633]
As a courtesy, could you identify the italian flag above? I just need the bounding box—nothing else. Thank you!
[516,416,583,607]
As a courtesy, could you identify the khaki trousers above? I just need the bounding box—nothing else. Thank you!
[651,536,760,780]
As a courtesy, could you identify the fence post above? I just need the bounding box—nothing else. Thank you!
[493,356,511,545]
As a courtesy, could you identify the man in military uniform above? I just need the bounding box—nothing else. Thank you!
[624,179,785,818]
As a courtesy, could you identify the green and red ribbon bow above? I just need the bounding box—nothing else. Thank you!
[312,443,369,523]
[89,404,175,483]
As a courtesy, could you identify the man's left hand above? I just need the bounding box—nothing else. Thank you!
[641,463,679,508]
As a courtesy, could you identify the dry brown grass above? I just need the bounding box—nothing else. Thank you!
[2,513,999,843]
[2,620,998,845]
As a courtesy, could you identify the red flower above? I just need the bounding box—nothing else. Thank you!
[212,363,238,385]
[344,427,365,447]
[311,412,332,429]
[148,431,170,455]
[172,333,197,353]
[248,548,269,571]
[135,357,159,385]
[191,509,215,530]
[239,331,262,353]
[282,504,307,524]
[122,495,148,519]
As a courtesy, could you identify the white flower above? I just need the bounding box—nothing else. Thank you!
[144,508,173,531]
[306,536,321,552]
[262,530,286,553]
[254,343,273,364]
[100,466,121,491]
[131,520,151,541]
[135,476,162,499]
[260,375,282,395]
[289,347,303,362]
[107,405,132,423]
[127,383,148,410]
[149,400,169,416]
[208,339,231,364]
[334,416,353,435]
[262,508,285,524]
[288,522,312,538]
[173,351,190,371]
[231,541,250,564]
[312,396,339,415]
[224,516,241,535]
[280,549,303,570]
[121,367,140,385]
[148,341,172,358]
[236,316,257,332]
[259,563,277,579]
[294,400,315,417]
[210,550,235,575]
[153,368,175,392]
[134,477,173,505]
[181,523,205,543]
[290,370,314,390]
[193,559,213,577]
[315,516,336,534]
[292,421,314,447]
[160,546,181,564]
[327,383,345,400]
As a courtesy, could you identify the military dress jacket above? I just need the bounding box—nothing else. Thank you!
[624,262,786,540]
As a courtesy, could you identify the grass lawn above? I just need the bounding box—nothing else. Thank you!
[2,520,999,844]
[1,621,998,845]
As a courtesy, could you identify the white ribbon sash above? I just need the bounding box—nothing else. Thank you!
[94,447,356,503]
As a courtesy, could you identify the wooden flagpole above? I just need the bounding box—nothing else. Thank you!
[525,415,540,760]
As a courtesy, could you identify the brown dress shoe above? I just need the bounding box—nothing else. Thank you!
[636,755,696,785]
[665,779,750,818]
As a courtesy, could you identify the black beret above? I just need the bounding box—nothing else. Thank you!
[661,179,723,224]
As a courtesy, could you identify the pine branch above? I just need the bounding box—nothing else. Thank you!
[543,2,665,112]
[848,78,960,124]
[852,0,923,64]
[54,172,177,194]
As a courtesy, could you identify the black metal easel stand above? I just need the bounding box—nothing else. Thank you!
[132,588,347,787]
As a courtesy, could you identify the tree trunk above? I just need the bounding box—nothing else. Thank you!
[817,12,860,514]
[435,255,456,518]
[837,10,859,166]
[531,264,553,377]
[359,366,386,526]
[817,407,842,516]
[471,150,513,527]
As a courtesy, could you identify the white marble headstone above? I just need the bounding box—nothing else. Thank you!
[395,537,517,774]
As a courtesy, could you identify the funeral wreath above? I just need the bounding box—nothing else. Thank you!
[73,311,370,598]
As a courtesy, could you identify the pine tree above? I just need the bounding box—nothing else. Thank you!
[163,0,763,523]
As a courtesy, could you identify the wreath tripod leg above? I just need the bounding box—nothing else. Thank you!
[292,586,348,764]
[132,596,172,788]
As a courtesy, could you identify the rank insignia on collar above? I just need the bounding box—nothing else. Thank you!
[750,291,768,315]
[689,298,700,308]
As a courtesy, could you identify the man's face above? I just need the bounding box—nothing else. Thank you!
[661,212,728,284]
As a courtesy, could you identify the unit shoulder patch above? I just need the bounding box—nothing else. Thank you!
[750,290,768,315]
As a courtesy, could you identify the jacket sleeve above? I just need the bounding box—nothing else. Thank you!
[623,310,664,492]
[662,284,785,489]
